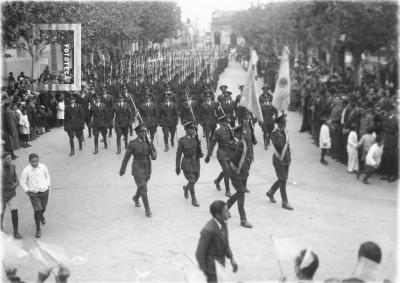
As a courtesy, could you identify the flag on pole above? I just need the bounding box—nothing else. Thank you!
[240,48,263,122]
[272,46,291,112]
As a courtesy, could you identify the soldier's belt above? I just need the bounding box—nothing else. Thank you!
[133,157,151,161]
[183,155,198,159]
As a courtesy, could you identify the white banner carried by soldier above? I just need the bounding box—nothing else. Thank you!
[272,46,291,112]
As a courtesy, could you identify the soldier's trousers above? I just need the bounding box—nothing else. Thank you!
[148,126,157,142]
[67,129,83,150]
[133,177,151,212]
[217,158,231,192]
[227,175,247,222]
[93,127,107,148]
[183,171,200,190]
[262,123,274,146]
[115,126,129,149]
[269,179,289,204]
[162,126,176,145]
[84,114,91,136]
[202,124,216,145]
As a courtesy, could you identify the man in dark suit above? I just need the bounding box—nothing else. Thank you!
[196,200,238,283]
[266,115,294,210]
[119,124,157,217]
[90,93,109,154]
[159,93,178,152]
[113,94,133,154]
[64,96,85,156]
[176,121,203,207]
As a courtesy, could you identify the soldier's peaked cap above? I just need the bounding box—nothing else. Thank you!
[134,124,147,132]
[183,121,196,129]
[219,85,228,90]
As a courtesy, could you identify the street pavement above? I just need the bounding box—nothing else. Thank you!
[3,61,397,282]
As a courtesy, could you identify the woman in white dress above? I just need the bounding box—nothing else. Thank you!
[347,123,359,173]
[57,94,65,127]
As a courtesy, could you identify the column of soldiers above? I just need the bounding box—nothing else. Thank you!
[63,51,293,222]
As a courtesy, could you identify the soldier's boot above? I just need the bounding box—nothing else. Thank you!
[78,138,83,151]
[1,213,4,231]
[11,210,22,239]
[171,137,174,147]
[124,138,128,149]
[141,193,152,217]
[224,177,231,197]
[88,127,92,138]
[183,185,189,199]
[108,128,112,138]
[266,180,279,203]
[104,137,108,149]
[214,172,224,191]
[280,180,293,210]
[94,137,99,154]
[189,187,199,207]
[164,143,169,152]
[132,189,141,207]
[69,140,75,156]
[116,136,121,154]
[263,133,268,150]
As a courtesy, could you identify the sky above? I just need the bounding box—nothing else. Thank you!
[175,0,258,31]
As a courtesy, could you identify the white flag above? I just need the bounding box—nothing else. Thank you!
[272,46,291,111]
[240,48,263,122]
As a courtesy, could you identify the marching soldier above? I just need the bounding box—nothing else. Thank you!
[226,125,253,228]
[121,85,135,136]
[64,96,85,156]
[242,111,257,191]
[101,87,114,137]
[139,94,158,142]
[175,121,203,207]
[199,91,218,146]
[90,92,109,154]
[259,95,278,150]
[265,115,294,210]
[234,85,247,125]
[219,91,236,127]
[259,85,272,105]
[113,94,133,154]
[80,85,93,138]
[205,115,233,197]
[159,93,178,152]
[180,93,199,125]
[119,124,157,217]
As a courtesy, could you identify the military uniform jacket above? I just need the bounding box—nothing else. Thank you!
[113,102,133,128]
[208,126,232,161]
[64,104,85,132]
[181,100,198,125]
[234,94,247,123]
[259,93,272,105]
[228,138,247,178]
[159,101,178,128]
[139,101,158,128]
[220,98,235,120]
[90,102,109,128]
[176,135,201,173]
[261,103,278,125]
[271,128,291,166]
[195,219,233,276]
[199,101,218,126]
[120,138,155,178]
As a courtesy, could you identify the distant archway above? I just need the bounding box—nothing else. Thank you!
[214,31,221,45]
[230,33,237,46]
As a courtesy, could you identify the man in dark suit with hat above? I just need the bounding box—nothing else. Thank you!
[199,92,218,146]
[196,200,238,283]
[266,115,294,210]
[119,124,157,217]
[176,121,203,207]
[113,94,133,154]
[205,115,233,197]
[139,94,158,142]
[226,124,253,228]
[64,96,85,156]
[159,93,178,152]
[100,86,114,138]
[90,92,109,154]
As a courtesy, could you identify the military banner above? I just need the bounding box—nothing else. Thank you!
[272,46,291,112]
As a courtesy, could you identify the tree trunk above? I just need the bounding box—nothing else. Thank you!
[352,49,362,87]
